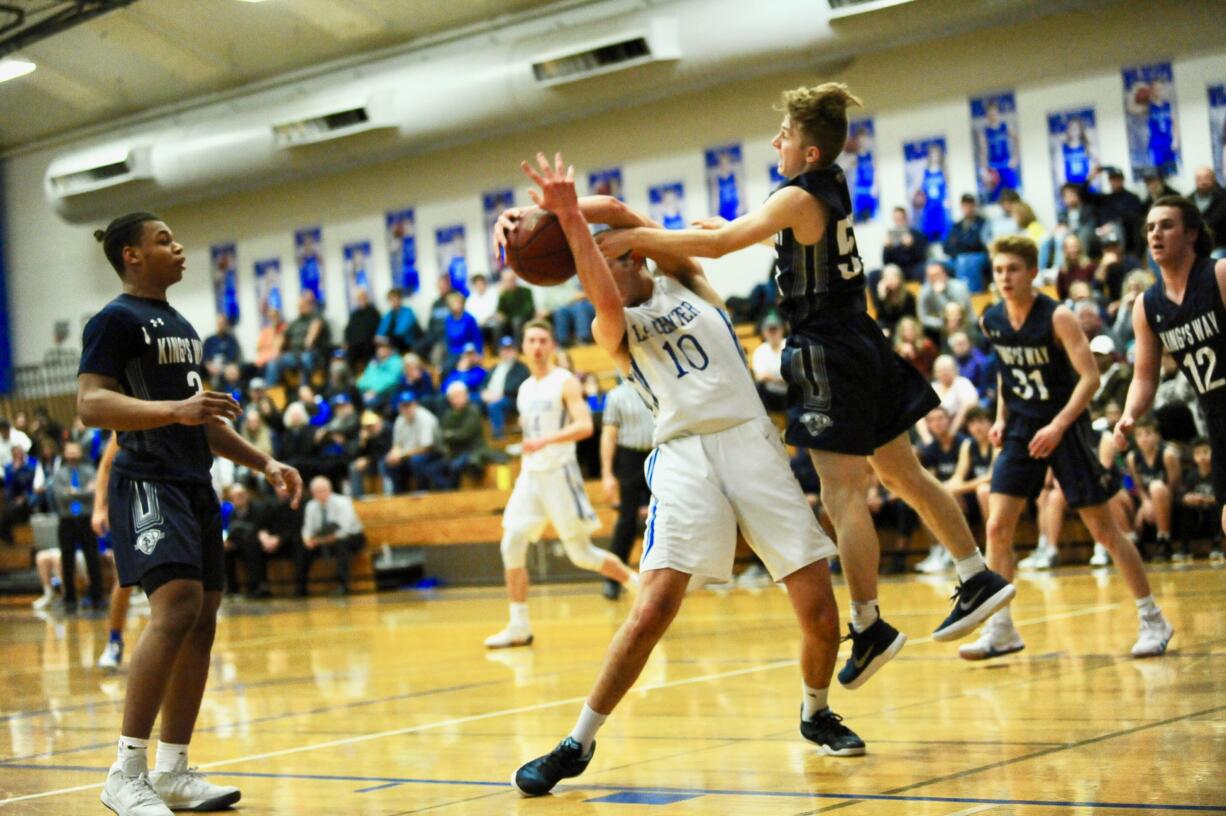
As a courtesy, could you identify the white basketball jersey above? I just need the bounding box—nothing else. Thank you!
[625,276,765,445]
[517,367,578,472]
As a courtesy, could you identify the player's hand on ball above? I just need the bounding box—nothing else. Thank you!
[521,152,578,215]
[1028,422,1064,459]
[1113,415,1135,451]
[175,391,242,426]
[494,206,530,251]
[265,460,304,508]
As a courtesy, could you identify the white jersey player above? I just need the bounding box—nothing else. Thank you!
[484,320,638,649]
[496,153,863,800]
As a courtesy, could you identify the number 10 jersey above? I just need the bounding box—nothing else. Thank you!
[624,276,765,447]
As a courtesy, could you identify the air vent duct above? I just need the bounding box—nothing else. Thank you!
[273,105,384,148]
[47,145,152,196]
[827,0,916,20]
[530,18,680,87]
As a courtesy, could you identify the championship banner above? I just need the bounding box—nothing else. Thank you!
[837,117,878,222]
[482,189,515,277]
[436,225,469,297]
[294,227,324,306]
[253,258,282,325]
[385,208,419,295]
[705,143,745,221]
[648,182,686,229]
[1047,107,1101,208]
[588,167,624,200]
[210,243,239,325]
[1210,84,1226,185]
[970,92,1022,202]
[1122,62,1180,180]
[903,136,951,242]
[342,240,372,312]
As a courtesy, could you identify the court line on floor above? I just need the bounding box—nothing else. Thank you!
[2,764,1223,812]
[0,603,1122,806]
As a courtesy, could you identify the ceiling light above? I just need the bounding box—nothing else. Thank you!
[0,57,36,84]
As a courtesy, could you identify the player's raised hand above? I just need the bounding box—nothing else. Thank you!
[174,391,242,426]
[595,228,635,260]
[265,459,304,508]
[521,152,577,215]
[1113,414,1135,452]
[494,206,530,251]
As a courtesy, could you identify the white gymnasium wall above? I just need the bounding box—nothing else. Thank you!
[3,0,1225,366]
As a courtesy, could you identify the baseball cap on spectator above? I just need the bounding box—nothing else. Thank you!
[1104,166,1124,179]
[499,336,515,348]
[1089,335,1116,356]
[762,314,783,330]
[331,393,351,407]
[1140,168,1162,181]
[1100,225,1122,246]
[397,390,417,405]
[249,377,267,390]
[461,342,478,354]
[960,193,977,204]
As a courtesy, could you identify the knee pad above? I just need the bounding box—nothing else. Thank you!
[561,532,607,572]
[500,528,532,569]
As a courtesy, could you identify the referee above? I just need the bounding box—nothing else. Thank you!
[599,377,655,600]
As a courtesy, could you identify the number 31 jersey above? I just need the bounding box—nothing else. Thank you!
[1144,257,1226,419]
[980,293,1076,421]
[79,294,213,485]
[625,276,765,446]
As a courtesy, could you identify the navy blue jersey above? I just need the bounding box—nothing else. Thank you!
[967,437,994,478]
[79,294,213,485]
[771,165,866,328]
[1132,442,1171,485]
[921,434,965,481]
[981,293,1078,421]
[1143,257,1226,420]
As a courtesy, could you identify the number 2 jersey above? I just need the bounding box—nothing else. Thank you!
[1144,257,1226,423]
[79,294,213,485]
[771,165,866,331]
[980,293,1077,422]
[624,276,764,446]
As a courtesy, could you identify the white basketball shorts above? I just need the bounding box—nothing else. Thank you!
[502,459,601,540]
[640,416,836,582]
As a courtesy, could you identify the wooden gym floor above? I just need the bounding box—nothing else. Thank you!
[0,563,1223,815]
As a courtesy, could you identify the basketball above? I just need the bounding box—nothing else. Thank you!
[505,208,576,286]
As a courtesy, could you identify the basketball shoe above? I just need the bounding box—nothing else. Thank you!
[513,737,593,796]
[101,764,172,816]
[932,569,1015,641]
[1131,611,1174,657]
[837,617,906,689]
[800,707,866,756]
[959,613,1025,660]
[485,625,533,649]
[149,767,241,810]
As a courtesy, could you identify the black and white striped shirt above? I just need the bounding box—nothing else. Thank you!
[602,381,655,452]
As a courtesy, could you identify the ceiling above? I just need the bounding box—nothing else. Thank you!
[0,0,577,152]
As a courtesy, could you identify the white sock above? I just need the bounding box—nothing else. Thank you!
[1135,595,1159,617]
[954,549,987,582]
[116,736,148,776]
[850,600,879,633]
[1037,534,1049,550]
[509,602,530,629]
[993,605,1014,628]
[155,742,189,773]
[568,704,606,754]
[801,684,828,720]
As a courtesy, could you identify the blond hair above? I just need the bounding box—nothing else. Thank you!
[989,234,1039,271]
[777,82,862,168]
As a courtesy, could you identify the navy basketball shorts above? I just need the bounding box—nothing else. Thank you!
[782,314,939,456]
[991,413,1112,508]
[108,475,224,595]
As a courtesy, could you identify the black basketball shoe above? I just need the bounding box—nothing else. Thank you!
[513,737,594,797]
[837,617,907,690]
[932,569,1016,642]
[800,706,866,756]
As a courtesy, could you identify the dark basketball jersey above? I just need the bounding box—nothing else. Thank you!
[79,294,213,485]
[921,434,964,481]
[1143,257,1226,421]
[967,437,994,478]
[771,165,866,328]
[1133,442,1171,485]
[981,294,1078,421]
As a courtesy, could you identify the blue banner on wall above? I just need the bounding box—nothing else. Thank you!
[648,182,686,229]
[705,144,745,221]
[482,189,514,277]
[588,167,624,200]
[1047,106,1101,209]
[837,117,879,222]
[294,226,324,305]
[342,240,372,312]
[210,243,239,325]
[1122,61,1181,180]
[385,207,418,295]
[254,258,283,325]
[1210,84,1226,186]
[903,136,950,242]
[969,92,1022,202]
[436,225,469,297]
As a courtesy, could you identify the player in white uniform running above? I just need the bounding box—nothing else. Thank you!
[499,153,863,798]
[484,320,639,648]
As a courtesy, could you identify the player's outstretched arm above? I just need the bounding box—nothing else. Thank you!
[205,423,303,508]
[597,187,814,260]
[78,373,242,431]
[1031,305,1100,459]
[519,152,627,360]
[1116,296,1160,450]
